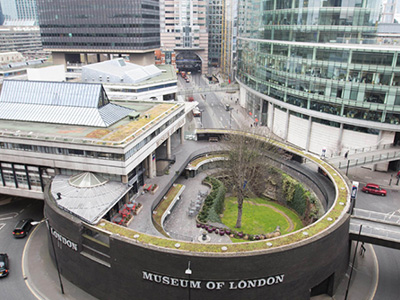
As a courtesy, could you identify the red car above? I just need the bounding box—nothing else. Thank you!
[361,183,387,196]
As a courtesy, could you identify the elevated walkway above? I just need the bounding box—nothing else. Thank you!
[327,145,400,170]
[177,84,239,96]
[350,208,400,250]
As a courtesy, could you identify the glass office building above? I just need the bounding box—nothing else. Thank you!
[237,0,400,167]
[36,0,160,65]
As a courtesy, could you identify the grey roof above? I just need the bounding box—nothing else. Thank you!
[82,59,162,84]
[52,174,131,224]
[0,80,133,127]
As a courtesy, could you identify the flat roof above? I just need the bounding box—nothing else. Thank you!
[0,100,184,146]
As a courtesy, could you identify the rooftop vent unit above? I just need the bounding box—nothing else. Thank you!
[128,111,140,120]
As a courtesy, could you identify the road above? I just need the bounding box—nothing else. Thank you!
[180,73,239,129]
[0,196,44,300]
[355,185,400,299]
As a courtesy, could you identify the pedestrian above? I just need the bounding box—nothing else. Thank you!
[397,170,400,178]
[359,242,366,257]
[344,150,349,159]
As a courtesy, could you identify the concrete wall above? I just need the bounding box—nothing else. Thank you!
[27,65,66,81]
[44,187,350,300]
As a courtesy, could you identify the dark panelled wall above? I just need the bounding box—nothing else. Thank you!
[45,194,350,300]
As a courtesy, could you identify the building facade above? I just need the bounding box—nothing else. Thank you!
[236,0,400,170]
[0,0,37,23]
[220,0,238,81]
[0,80,187,200]
[0,25,42,54]
[207,0,223,68]
[160,0,208,73]
[80,59,178,101]
[36,0,160,66]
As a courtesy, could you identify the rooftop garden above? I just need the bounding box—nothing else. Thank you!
[152,184,184,237]
[84,103,179,142]
[96,130,350,254]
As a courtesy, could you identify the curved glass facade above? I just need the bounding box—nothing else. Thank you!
[237,0,400,132]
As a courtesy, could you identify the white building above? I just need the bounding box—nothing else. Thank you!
[0,79,190,200]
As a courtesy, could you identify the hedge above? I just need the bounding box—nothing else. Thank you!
[198,176,226,223]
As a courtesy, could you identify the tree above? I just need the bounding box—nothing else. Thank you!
[222,128,277,228]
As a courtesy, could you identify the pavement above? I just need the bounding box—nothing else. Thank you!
[21,75,400,300]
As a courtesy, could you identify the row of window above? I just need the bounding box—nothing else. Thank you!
[40,24,160,28]
[0,163,53,191]
[107,82,177,94]
[242,41,398,67]
[42,42,160,48]
[0,110,185,162]
[42,33,159,38]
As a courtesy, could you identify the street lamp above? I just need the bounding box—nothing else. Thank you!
[185,261,192,300]
[31,218,65,294]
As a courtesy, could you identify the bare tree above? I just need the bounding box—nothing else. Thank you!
[222,129,277,228]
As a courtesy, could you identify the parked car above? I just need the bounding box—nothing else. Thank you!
[12,218,33,238]
[361,183,387,196]
[0,253,9,278]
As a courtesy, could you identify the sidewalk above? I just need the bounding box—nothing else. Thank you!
[23,223,97,300]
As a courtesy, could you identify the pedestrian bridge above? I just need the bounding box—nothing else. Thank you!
[177,84,239,96]
[327,145,400,171]
[350,208,400,250]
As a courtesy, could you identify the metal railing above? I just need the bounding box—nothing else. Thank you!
[338,150,400,169]
[334,143,396,158]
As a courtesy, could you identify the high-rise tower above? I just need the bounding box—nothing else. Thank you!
[237,0,400,171]
[36,0,160,66]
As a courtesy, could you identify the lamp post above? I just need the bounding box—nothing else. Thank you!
[31,218,65,294]
[185,261,192,300]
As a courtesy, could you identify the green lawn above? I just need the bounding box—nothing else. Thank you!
[221,197,303,235]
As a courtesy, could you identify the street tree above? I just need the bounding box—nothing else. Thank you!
[222,128,278,228]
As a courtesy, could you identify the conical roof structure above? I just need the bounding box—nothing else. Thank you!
[68,172,108,188]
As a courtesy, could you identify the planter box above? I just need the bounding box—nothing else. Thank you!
[133,205,143,215]
[150,185,159,195]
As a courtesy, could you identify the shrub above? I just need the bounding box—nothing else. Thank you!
[197,177,226,223]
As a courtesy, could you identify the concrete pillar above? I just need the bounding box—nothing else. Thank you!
[372,131,384,171]
[148,154,154,179]
[305,117,312,152]
[180,127,184,144]
[284,110,290,141]
[121,175,130,202]
[166,137,171,159]
[129,52,155,65]
[337,123,344,154]
[52,53,67,66]
[268,102,274,129]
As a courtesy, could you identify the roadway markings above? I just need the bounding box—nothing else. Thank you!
[0,223,5,231]
[0,212,19,220]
